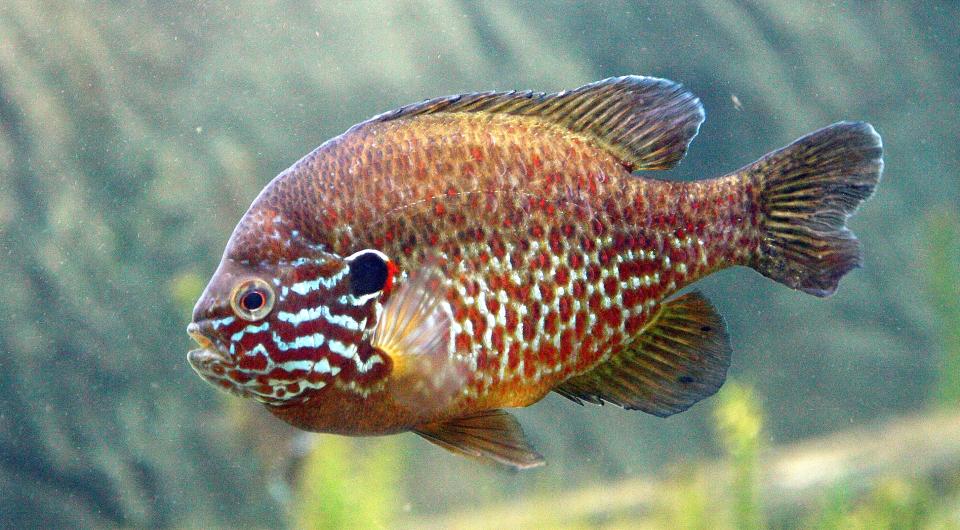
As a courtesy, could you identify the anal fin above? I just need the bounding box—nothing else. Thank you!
[555,291,731,417]
[414,410,545,470]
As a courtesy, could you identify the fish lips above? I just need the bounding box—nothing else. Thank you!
[186,322,235,388]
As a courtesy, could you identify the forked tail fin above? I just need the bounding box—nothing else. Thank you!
[747,121,883,296]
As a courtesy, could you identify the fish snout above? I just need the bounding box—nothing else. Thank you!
[187,321,216,350]
[186,320,231,370]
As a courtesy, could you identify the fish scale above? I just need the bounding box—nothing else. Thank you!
[188,76,882,468]
[269,112,755,408]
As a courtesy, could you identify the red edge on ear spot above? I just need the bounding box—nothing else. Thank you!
[383,259,400,296]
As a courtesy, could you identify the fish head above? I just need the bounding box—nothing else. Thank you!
[187,235,398,406]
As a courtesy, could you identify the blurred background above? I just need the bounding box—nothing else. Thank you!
[1,1,958,528]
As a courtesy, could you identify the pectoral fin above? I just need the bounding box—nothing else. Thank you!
[373,259,467,412]
[414,410,546,470]
[555,291,731,417]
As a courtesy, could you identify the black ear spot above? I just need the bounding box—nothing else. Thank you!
[347,250,389,297]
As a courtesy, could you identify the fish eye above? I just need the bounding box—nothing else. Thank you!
[231,278,275,321]
[346,249,390,297]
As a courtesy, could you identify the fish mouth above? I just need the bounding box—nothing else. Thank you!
[186,321,232,372]
[187,347,226,369]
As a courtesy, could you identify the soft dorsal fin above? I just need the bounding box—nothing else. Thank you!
[414,410,545,470]
[360,76,704,171]
[555,291,731,417]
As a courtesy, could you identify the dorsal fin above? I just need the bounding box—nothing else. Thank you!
[359,76,705,171]
[555,291,731,417]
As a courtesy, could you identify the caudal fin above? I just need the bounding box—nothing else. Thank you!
[748,121,883,296]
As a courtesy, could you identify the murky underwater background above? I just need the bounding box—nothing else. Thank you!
[1,1,958,528]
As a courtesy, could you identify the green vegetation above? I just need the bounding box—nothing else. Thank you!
[714,382,763,530]
[291,436,403,529]
[808,478,935,530]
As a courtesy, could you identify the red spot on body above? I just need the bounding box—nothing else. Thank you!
[471,146,483,161]
[549,229,563,253]
[589,293,603,312]
[505,306,519,333]
[491,328,504,355]
[603,276,619,297]
[486,295,500,315]
[572,279,585,298]
[540,284,555,305]
[599,249,611,266]
[591,218,605,236]
[470,308,487,337]
[537,253,550,269]
[491,236,506,258]
[541,342,558,365]
[555,266,570,286]
[587,264,601,282]
[532,154,542,168]
[523,354,537,379]
[558,296,573,322]
[508,343,521,371]
[559,329,575,360]
[476,350,489,372]
[455,332,471,352]
[575,310,588,337]
[465,280,479,298]
[454,304,468,323]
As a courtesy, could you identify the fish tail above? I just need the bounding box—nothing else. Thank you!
[746,121,883,296]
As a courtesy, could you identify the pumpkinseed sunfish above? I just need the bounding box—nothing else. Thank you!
[187,76,882,469]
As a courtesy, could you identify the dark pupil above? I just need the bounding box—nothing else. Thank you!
[241,291,265,311]
[349,251,389,296]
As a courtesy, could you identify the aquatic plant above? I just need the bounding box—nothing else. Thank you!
[291,436,403,529]
[714,381,764,530]
[809,478,934,529]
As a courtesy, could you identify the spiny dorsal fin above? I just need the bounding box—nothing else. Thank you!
[360,76,704,171]
[414,410,545,470]
[555,291,731,417]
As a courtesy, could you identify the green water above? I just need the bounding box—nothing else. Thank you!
[1,2,958,528]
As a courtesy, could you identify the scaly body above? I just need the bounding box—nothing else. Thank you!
[189,77,882,468]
